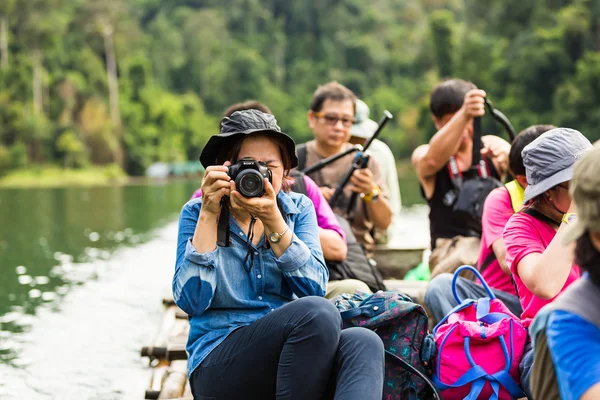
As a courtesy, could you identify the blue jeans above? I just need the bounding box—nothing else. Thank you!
[520,341,534,399]
[190,296,385,400]
[424,273,523,324]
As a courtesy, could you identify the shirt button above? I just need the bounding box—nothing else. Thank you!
[254,251,258,256]
[270,308,275,312]
[258,296,263,300]
[239,231,244,235]
[257,274,262,279]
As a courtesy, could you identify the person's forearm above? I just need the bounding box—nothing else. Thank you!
[192,210,219,253]
[367,197,393,230]
[319,228,347,261]
[528,224,576,299]
[491,239,510,276]
[419,109,470,176]
[263,213,293,258]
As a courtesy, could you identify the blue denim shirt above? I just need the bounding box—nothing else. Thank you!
[173,191,328,377]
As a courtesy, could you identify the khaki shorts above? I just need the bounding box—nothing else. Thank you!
[325,279,371,300]
[429,236,481,279]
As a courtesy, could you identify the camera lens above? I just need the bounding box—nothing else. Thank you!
[236,170,264,198]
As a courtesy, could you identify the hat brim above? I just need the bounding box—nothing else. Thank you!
[523,167,574,204]
[351,119,378,139]
[199,129,299,169]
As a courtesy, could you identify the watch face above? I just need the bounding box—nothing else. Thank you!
[566,214,578,224]
[268,232,280,243]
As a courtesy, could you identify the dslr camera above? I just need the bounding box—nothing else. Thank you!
[228,157,272,198]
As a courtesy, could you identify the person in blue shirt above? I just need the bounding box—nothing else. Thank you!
[173,109,385,400]
[530,146,600,400]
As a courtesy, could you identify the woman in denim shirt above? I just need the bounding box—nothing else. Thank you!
[174,110,385,400]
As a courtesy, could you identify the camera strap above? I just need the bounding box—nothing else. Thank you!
[217,198,231,247]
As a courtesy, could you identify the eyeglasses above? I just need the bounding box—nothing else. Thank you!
[314,112,356,128]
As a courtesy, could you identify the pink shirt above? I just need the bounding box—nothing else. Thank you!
[303,175,346,241]
[189,175,346,241]
[478,187,517,295]
[503,212,581,326]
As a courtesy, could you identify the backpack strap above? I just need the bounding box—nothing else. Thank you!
[296,143,307,172]
[452,265,496,303]
[522,207,561,226]
[505,180,524,213]
[447,156,463,189]
[289,170,308,196]
[546,279,600,329]
[477,251,497,274]
[385,351,443,400]
[472,116,482,166]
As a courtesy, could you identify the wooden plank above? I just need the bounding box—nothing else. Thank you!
[141,306,177,358]
[158,360,188,399]
[145,360,169,399]
[183,379,192,398]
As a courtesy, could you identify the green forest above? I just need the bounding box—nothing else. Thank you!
[0,0,599,177]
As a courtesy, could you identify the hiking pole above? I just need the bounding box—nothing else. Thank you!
[302,145,362,175]
[329,110,393,209]
[484,98,516,142]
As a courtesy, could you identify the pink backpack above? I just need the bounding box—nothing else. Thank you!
[432,266,528,400]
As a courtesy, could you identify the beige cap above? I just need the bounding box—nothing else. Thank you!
[563,146,600,243]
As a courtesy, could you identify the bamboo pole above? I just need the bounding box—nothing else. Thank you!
[141,306,177,359]
[157,360,188,399]
[145,360,169,400]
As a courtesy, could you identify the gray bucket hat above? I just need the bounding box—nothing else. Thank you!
[199,109,298,169]
[563,146,600,243]
[522,127,592,203]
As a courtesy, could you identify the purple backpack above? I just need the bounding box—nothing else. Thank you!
[332,290,440,400]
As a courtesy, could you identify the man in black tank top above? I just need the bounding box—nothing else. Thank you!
[412,79,510,278]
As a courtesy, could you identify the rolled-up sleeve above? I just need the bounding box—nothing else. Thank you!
[277,196,328,297]
[172,201,217,316]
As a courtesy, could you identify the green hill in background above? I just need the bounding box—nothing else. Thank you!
[0,0,599,177]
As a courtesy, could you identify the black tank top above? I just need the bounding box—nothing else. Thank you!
[424,159,500,249]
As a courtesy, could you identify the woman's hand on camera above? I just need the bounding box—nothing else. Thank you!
[200,162,231,216]
[230,178,279,224]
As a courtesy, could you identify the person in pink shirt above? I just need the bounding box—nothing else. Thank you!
[503,127,593,398]
[424,125,555,323]
[478,126,556,297]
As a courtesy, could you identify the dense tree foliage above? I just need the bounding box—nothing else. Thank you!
[0,0,598,176]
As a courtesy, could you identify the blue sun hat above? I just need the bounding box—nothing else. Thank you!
[521,128,592,204]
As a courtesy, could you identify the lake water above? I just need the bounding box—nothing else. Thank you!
[0,176,428,399]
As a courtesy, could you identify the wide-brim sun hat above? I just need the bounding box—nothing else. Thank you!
[562,146,600,244]
[199,109,298,169]
[351,99,378,139]
[522,127,593,203]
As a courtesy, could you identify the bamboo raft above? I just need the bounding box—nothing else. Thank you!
[140,245,428,399]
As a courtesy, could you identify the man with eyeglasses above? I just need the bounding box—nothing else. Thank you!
[296,81,392,257]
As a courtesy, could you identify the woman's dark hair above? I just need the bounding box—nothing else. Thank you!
[509,125,556,177]
[575,231,600,286]
[429,79,476,119]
